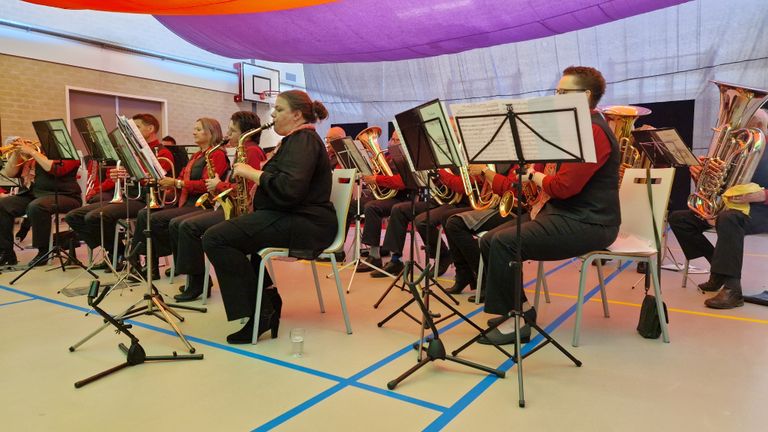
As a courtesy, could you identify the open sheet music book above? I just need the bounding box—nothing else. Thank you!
[631,127,699,167]
[450,93,596,164]
[116,116,166,180]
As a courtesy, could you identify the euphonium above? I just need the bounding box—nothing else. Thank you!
[601,105,652,185]
[217,121,275,220]
[195,139,230,209]
[688,81,768,219]
[356,127,398,200]
[459,164,500,211]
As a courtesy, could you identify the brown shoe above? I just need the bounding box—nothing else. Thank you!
[704,287,744,309]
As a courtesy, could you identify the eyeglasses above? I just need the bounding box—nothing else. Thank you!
[554,88,588,95]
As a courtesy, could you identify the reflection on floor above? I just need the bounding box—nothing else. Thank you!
[1,232,766,431]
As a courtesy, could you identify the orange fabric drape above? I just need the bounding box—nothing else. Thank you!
[23,0,335,15]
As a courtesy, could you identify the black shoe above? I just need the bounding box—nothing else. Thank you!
[435,255,453,277]
[28,251,49,267]
[227,289,282,344]
[636,261,647,273]
[173,277,214,302]
[133,266,160,281]
[356,256,382,272]
[317,251,345,263]
[104,257,126,273]
[372,260,404,278]
[92,261,109,271]
[15,224,30,242]
[126,241,144,270]
[591,258,611,267]
[478,324,532,345]
[446,272,476,295]
[468,293,485,303]
[487,308,537,328]
[705,286,744,309]
[0,250,18,266]
[698,273,726,293]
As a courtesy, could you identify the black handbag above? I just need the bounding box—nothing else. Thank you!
[636,169,669,339]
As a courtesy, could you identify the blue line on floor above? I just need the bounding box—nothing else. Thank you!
[0,297,36,308]
[422,260,633,432]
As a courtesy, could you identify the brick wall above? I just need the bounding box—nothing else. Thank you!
[0,53,252,145]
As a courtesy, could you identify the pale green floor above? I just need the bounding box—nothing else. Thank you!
[0,231,766,432]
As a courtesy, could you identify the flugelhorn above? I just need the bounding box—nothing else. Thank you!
[110,160,124,203]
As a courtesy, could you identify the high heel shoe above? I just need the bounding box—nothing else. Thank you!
[227,289,282,344]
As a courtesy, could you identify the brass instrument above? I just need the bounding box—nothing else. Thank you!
[498,174,540,217]
[110,160,124,203]
[194,139,230,209]
[218,121,275,220]
[356,127,398,200]
[157,155,177,205]
[688,81,768,219]
[429,169,462,205]
[601,105,652,185]
[459,164,500,211]
[0,138,40,167]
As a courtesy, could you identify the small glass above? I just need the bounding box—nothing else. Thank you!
[290,328,305,357]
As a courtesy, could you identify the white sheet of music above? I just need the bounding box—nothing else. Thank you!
[654,129,699,166]
[450,93,596,163]
[417,102,462,166]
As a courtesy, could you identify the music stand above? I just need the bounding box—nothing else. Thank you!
[448,93,592,406]
[384,100,505,391]
[11,119,97,284]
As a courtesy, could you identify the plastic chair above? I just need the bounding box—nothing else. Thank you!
[252,169,356,344]
[571,168,674,347]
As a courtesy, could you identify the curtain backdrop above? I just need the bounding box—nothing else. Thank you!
[306,0,768,153]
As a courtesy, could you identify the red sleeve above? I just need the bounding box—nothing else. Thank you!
[763,189,768,205]
[156,147,175,176]
[51,160,81,177]
[438,169,466,195]
[184,150,228,194]
[490,165,523,196]
[376,174,405,190]
[541,124,612,199]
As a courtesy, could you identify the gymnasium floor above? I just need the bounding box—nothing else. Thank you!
[1,229,766,431]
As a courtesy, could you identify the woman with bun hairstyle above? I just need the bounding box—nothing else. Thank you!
[203,90,337,344]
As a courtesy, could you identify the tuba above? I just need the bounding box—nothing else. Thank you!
[218,121,274,220]
[356,127,398,200]
[688,81,768,219]
[195,139,230,209]
[601,105,652,185]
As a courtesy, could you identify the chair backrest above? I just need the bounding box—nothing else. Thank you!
[614,168,675,252]
[325,168,356,253]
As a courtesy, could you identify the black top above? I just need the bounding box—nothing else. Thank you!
[33,162,81,199]
[255,128,337,258]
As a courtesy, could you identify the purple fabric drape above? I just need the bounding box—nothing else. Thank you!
[156,0,691,63]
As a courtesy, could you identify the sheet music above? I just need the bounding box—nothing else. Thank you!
[117,116,166,180]
[654,129,699,166]
[418,101,461,167]
[450,93,596,163]
[345,139,373,176]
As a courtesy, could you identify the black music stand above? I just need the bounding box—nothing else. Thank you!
[449,97,589,407]
[11,120,97,284]
[384,103,505,390]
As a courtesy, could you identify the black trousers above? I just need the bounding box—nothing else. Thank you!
[668,207,768,279]
[445,211,514,283]
[382,200,432,255]
[134,203,200,259]
[480,213,618,315]
[170,209,220,276]
[0,193,81,252]
[414,204,471,259]
[64,198,144,254]
[361,197,405,247]
[202,213,294,321]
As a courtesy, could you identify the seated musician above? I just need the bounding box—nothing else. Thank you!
[127,117,228,280]
[161,135,189,178]
[479,66,621,345]
[169,111,266,302]
[668,109,768,309]
[202,90,337,344]
[0,137,82,266]
[65,113,174,271]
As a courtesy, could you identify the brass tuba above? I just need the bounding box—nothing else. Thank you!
[688,81,768,219]
[601,105,652,185]
[356,127,398,200]
[195,139,229,209]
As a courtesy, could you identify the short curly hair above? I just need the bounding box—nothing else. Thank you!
[562,66,606,109]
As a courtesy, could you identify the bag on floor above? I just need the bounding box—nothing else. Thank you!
[637,294,668,339]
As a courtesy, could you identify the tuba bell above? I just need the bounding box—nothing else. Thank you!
[356,127,398,200]
[688,81,768,219]
[601,105,652,185]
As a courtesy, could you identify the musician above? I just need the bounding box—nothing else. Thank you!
[372,168,468,278]
[202,90,336,344]
[443,164,521,295]
[356,131,408,271]
[127,117,229,280]
[0,137,82,266]
[325,126,346,169]
[169,111,265,302]
[668,109,768,309]
[161,135,189,179]
[479,66,621,345]
[64,113,174,271]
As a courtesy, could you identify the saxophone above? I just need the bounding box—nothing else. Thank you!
[216,122,274,220]
[195,139,229,210]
